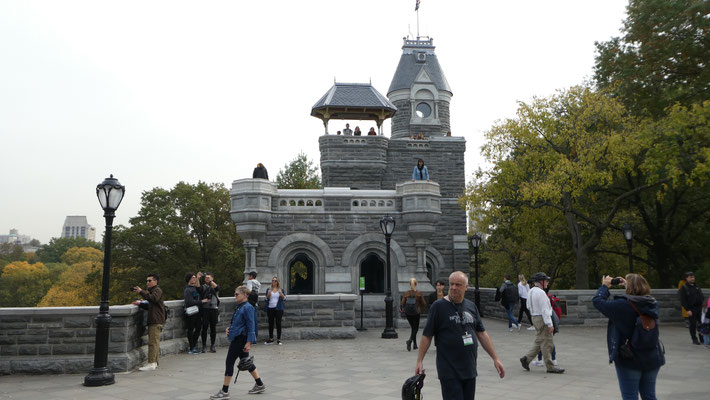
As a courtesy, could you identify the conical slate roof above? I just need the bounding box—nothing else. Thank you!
[311,83,397,123]
[387,38,451,95]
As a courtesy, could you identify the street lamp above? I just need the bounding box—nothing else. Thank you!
[470,233,482,315]
[379,215,397,339]
[622,222,633,273]
[84,174,125,387]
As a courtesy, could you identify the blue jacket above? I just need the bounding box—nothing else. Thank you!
[264,288,286,311]
[412,165,429,180]
[228,301,257,343]
[592,285,665,371]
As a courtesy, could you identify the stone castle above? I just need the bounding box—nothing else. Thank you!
[230,37,468,298]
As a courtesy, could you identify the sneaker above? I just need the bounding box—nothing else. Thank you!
[277,340,282,346]
[508,327,514,332]
[210,344,216,353]
[201,347,206,353]
[264,338,274,345]
[248,383,266,394]
[520,356,530,371]
[530,360,544,367]
[138,362,157,371]
[527,326,536,331]
[517,324,521,331]
[546,367,565,374]
[210,389,230,399]
[552,359,559,366]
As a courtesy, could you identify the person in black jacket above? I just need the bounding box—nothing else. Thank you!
[252,163,268,180]
[199,272,220,353]
[679,271,705,345]
[593,274,665,400]
[184,273,207,354]
[132,273,166,371]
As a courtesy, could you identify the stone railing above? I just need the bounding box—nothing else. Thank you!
[0,294,357,375]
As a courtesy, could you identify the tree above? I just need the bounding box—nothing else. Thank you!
[38,261,101,307]
[111,181,244,300]
[463,86,667,289]
[0,243,26,262]
[35,237,102,263]
[0,261,52,307]
[60,247,104,265]
[594,0,710,118]
[276,152,322,189]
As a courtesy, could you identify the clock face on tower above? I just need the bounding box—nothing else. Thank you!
[416,102,432,118]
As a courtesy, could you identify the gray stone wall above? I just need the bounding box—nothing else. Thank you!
[471,288,692,326]
[0,295,357,375]
[319,135,389,189]
[390,99,411,138]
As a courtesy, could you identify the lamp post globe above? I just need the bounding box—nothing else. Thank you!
[84,174,125,387]
[622,222,633,273]
[470,233,482,315]
[379,215,397,339]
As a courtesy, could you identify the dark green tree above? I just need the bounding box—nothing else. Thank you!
[276,152,322,189]
[0,243,26,263]
[111,181,244,300]
[594,0,710,118]
[35,237,102,263]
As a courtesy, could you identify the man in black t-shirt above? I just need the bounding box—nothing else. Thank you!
[415,271,505,399]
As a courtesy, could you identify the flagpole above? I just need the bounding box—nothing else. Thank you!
[416,9,419,38]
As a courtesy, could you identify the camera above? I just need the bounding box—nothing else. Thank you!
[610,278,621,285]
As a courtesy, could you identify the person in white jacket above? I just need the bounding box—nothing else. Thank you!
[519,272,565,374]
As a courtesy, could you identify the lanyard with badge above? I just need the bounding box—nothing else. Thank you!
[449,299,474,347]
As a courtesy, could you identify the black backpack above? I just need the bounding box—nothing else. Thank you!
[404,296,418,316]
[502,282,519,306]
[401,373,425,400]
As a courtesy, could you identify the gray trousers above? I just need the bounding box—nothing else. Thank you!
[524,316,555,370]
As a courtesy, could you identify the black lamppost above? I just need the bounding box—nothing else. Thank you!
[379,215,397,339]
[470,233,482,314]
[622,222,633,273]
[84,174,125,387]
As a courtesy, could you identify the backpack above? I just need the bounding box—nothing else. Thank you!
[404,296,418,316]
[502,282,519,306]
[628,301,659,351]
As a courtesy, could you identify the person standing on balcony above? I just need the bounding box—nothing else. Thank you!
[412,159,429,181]
[252,163,268,180]
[132,273,166,371]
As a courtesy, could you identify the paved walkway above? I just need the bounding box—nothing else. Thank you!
[0,318,707,400]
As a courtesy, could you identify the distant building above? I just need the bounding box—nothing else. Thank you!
[0,228,33,245]
[61,216,96,241]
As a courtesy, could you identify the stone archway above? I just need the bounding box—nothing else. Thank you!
[267,233,335,294]
[360,252,385,293]
[342,233,406,296]
[288,253,315,294]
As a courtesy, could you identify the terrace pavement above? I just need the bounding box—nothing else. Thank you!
[0,318,706,400]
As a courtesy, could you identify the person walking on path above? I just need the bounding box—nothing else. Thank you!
[519,272,565,374]
[199,272,220,353]
[264,276,286,345]
[415,271,505,399]
[593,274,665,400]
[132,273,166,371]
[679,271,705,345]
[517,274,534,330]
[210,286,265,399]
[411,159,429,181]
[531,291,561,367]
[500,275,520,331]
[401,278,427,352]
[184,273,207,355]
[427,279,446,306]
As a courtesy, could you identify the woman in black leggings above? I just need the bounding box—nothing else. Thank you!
[265,276,286,345]
[400,278,427,352]
[210,285,265,399]
[517,274,533,329]
[184,273,204,354]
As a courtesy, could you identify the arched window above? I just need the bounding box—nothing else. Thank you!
[360,253,385,293]
[288,253,314,294]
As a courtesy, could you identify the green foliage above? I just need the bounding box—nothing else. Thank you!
[276,152,322,189]
[60,247,104,265]
[111,181,244,300]
[0,243,26,263]
[38,261,101,307]
[35,237,102,264]
[0,261,52,307]
[594,0,710,118]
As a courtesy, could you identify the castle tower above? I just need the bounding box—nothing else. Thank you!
[387,38,452,139]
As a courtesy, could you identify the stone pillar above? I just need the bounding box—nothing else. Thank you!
[230,179,277,281]
[397,181,441,291]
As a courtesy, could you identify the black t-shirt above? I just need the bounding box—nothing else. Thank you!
[422,297,485,380]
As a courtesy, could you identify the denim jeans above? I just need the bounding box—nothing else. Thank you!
[505,303,519,328]
[614,364,659,400]
[537,345,555,361]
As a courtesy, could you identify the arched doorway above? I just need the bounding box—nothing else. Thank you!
[289,253,314,294]
[426,262,433,283]
[360,253,385,293]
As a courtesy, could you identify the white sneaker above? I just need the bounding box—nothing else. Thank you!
[516,324,521,331]
[527,326,536,331]
[552,359,559,366]
[138,363,157,371]
[210,389,230,399]
[530,360,544,367]
[509,327,514,332]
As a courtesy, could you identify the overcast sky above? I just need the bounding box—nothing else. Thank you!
[0,0,628,244]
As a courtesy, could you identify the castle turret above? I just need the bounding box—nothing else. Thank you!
[387,38,452,139]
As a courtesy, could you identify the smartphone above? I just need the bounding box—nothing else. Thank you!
[611,278,621,285]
